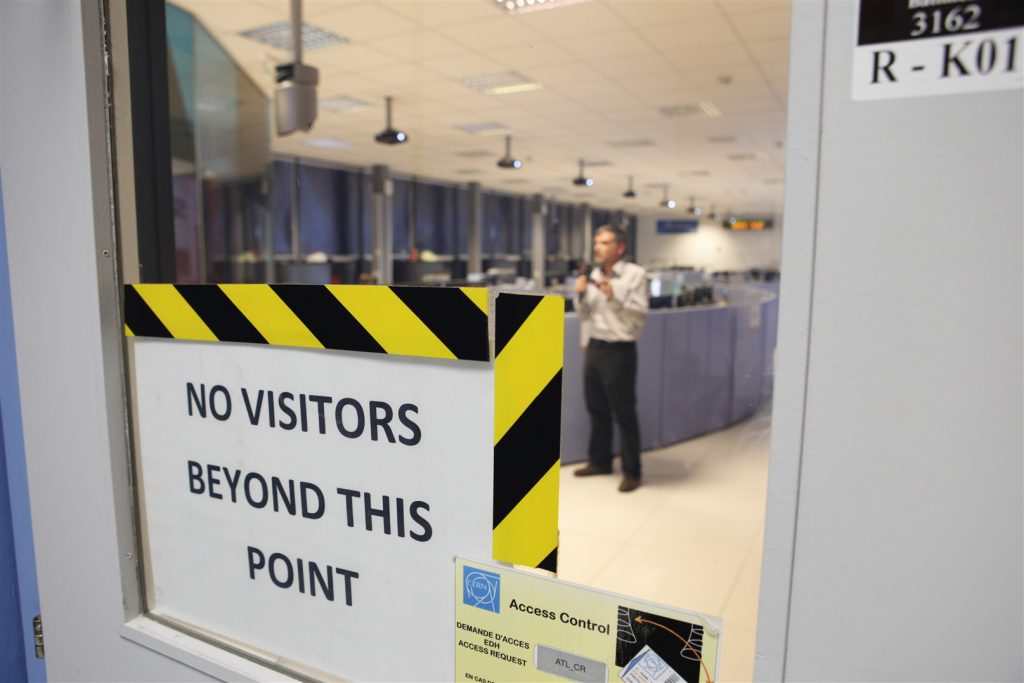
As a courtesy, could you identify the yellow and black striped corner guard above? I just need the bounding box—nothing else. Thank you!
[492,293,563,573]
[123,284,563,572]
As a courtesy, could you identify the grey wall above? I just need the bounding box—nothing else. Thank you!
[759,1,1022,681]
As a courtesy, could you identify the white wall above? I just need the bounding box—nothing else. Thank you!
[634,212,783,272]
[757,1,1022,681]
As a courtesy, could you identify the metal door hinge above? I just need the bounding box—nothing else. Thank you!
[32,615,44,658]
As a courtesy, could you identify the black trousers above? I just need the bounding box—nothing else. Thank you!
[584,339,641,478]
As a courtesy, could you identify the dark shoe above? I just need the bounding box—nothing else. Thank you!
[618,477,641,492]
[574,464,611,477]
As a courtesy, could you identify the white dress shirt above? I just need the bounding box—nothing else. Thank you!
[576,260,649,342]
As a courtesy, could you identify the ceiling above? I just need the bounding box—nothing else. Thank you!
[170,0,790,216]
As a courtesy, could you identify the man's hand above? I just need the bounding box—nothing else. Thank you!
[575,275,588,294]
[596,278,613,300]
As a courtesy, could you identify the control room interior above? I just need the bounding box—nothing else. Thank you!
[157,1,789,680]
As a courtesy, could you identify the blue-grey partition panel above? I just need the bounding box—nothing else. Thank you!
[660,311,698,444]
[562,287,778,464]
[761,298,778,402]
[684,308,714,438]
[706,308,735,433]
[560,316,588,463]
[636,314,665,451]
[731,305,765,422]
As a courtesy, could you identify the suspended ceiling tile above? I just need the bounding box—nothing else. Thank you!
[637,14,738,51]
[604,107,665,125]
[484,41,578,69]
[438,15,545,50]
[728,8,791,43]
[558,30,654,60]
[516,2,627,38]
[368,30,467,60]
[418,53,507,78]
[746,39,789,66]
[605,0,721,28]
[382,0,506,28]
[312,43,403,72]
[662,43,756,73]
[589,52,677,79]
[723,96,783,116]
[360,63,436,87]
[687,65,768,91]
[175,1,284,32]
[312,3,420,41]
[532,62,604,86]
[716,0,791,18]
[619,73,698,99]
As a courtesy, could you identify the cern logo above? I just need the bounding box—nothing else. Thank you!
[463,566,500,613]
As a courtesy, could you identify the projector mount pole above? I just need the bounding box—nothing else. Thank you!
[291,0,302,65]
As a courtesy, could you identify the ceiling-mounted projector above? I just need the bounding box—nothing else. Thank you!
[623,175,637,198]
[497,135,522,169]
[375,96,408,145]
[573,159,593,186]
[660,185,676,209]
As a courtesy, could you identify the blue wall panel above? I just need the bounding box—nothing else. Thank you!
[0,174,42,680]
[0,408,26,680]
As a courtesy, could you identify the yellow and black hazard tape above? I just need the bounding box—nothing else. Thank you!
[492,293,563,572]
[124,284,490,362]
[124,284,562,572]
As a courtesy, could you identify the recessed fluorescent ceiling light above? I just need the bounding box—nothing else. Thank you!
[304,137,350,150]
[240,21,348,51]
[698,101,722,118]
[606,139,655,148]
[320,96,370,113]
[454,122,508,135]
[659,101,721,119]
[493,0,593,14]
[458,72,541,95]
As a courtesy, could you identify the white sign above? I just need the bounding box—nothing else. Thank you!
[133,339,494,680]
[852,0,1023,100]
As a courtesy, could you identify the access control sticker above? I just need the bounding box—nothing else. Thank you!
[852,0,1024,100]
[454,558,721,683]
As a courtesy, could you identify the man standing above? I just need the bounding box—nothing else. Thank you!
[574,225,648,492]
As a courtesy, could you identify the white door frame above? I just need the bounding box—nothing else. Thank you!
[1,1,820,680]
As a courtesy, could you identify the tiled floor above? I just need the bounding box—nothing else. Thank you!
[557,408,772,683]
